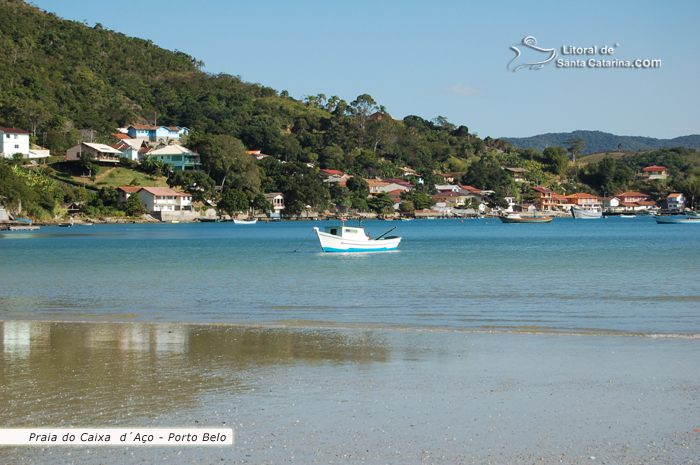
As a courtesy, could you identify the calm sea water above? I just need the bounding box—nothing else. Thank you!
[1,217,699,336]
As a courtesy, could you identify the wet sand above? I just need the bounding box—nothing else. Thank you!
[1,321,698,464]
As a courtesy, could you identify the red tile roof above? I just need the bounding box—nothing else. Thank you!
[0,126,29,134]
[643,166,666,171]
[616,192,648,198]
[320,169,347,176]
[459,185,482,194]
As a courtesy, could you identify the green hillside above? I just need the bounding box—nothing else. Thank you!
[502,130,700,154]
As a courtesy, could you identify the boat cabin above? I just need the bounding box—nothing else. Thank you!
[324,226,369,241]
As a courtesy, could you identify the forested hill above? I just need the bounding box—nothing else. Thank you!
[502,130,700,154]
[0,0,278,147]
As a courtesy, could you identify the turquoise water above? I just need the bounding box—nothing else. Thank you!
[1,217,699,335]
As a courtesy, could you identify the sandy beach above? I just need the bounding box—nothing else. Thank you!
[1,322,698,464]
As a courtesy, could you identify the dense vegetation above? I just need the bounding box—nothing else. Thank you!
[2,0,700,220]
[503,130,700,155]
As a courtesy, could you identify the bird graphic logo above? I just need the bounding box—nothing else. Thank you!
[508,36,557,71]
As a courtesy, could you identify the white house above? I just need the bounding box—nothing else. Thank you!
[667,193,685,211]
[0,126,30,159]
[137,187,192,213]
[66,143,123,164]
[264,192,284,218]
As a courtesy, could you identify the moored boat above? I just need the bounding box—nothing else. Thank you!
[313,223,401,252]
[497,213,553,224]
[654,215,700,224]
[199,218,219,223]
[571,206,602,219]
[685,210,700,219]
[233,219,257,224]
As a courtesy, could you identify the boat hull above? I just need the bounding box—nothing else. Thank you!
[233,219,257,224]
[571,207,602,219]
[313,229,401,252]
[498,215,553,223]
[654,216,700,224]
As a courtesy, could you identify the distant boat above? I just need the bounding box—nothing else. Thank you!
[654,216,700,224]
[233,219,257,225]
[171,220,180,224]
[58,223,72,227]
[619,214,636,218]
[13,218,32,224]
[199,218,219,223]
[77,222,94,226]
[685,211,700,219]
[498,213,553,224]
[400,217,412,222]
[313,223,401,252]
[571,206,602,219]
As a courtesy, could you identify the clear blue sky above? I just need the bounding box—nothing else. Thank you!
[31,0,700,139]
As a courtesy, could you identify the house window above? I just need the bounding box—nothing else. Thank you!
[5,134,9,138]
[14,135,18,139]
[15,145,19,149]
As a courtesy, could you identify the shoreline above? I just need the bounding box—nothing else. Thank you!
[1,321,698,464]
[1,317,699,339]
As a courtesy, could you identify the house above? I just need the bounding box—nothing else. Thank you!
[320,169,351,179]
[436,173,464,184]
[667,193,685,210]
[60,202,83,215]
[117,186,142,203]
[264,193,285,218]
[375,182,412,193]
[110,142,140,161]
[504,167,527,183]
[608,192,656,212]
[553,194,574,211]
[126,125,189,142]
[383,179,414,190]
[398,167,416,176]
[641,166,668,180]
[616,192,649,203]
[435,184,461,193]
[565,193,601,207]
[147,145,201,171]
[136,187,192,213]
[0,126,30,159]
[460,185,483,195]
[66,143,123,164]
[432,191,472,207]
[531,186,556,211]
[247,150,272,160]
[366,179,390,194]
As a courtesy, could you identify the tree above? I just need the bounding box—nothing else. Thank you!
[349,94,378,148]
[217,187,249,217]
[563,138,587,163]
[167,171,217,204]
[367,193,394,213]
[123,193,146,216]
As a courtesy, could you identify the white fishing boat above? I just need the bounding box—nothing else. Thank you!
[233,219,257,225]
[654,215,700,224]
[313,222,401,253]
[685,210,700,219]
[571,206,602,219]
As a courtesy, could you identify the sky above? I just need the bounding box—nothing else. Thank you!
[29,0,700,140]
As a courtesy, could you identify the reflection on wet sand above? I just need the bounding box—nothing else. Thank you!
[0,321,390,428]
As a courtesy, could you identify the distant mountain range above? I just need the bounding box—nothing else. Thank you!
[501,130,700,154]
